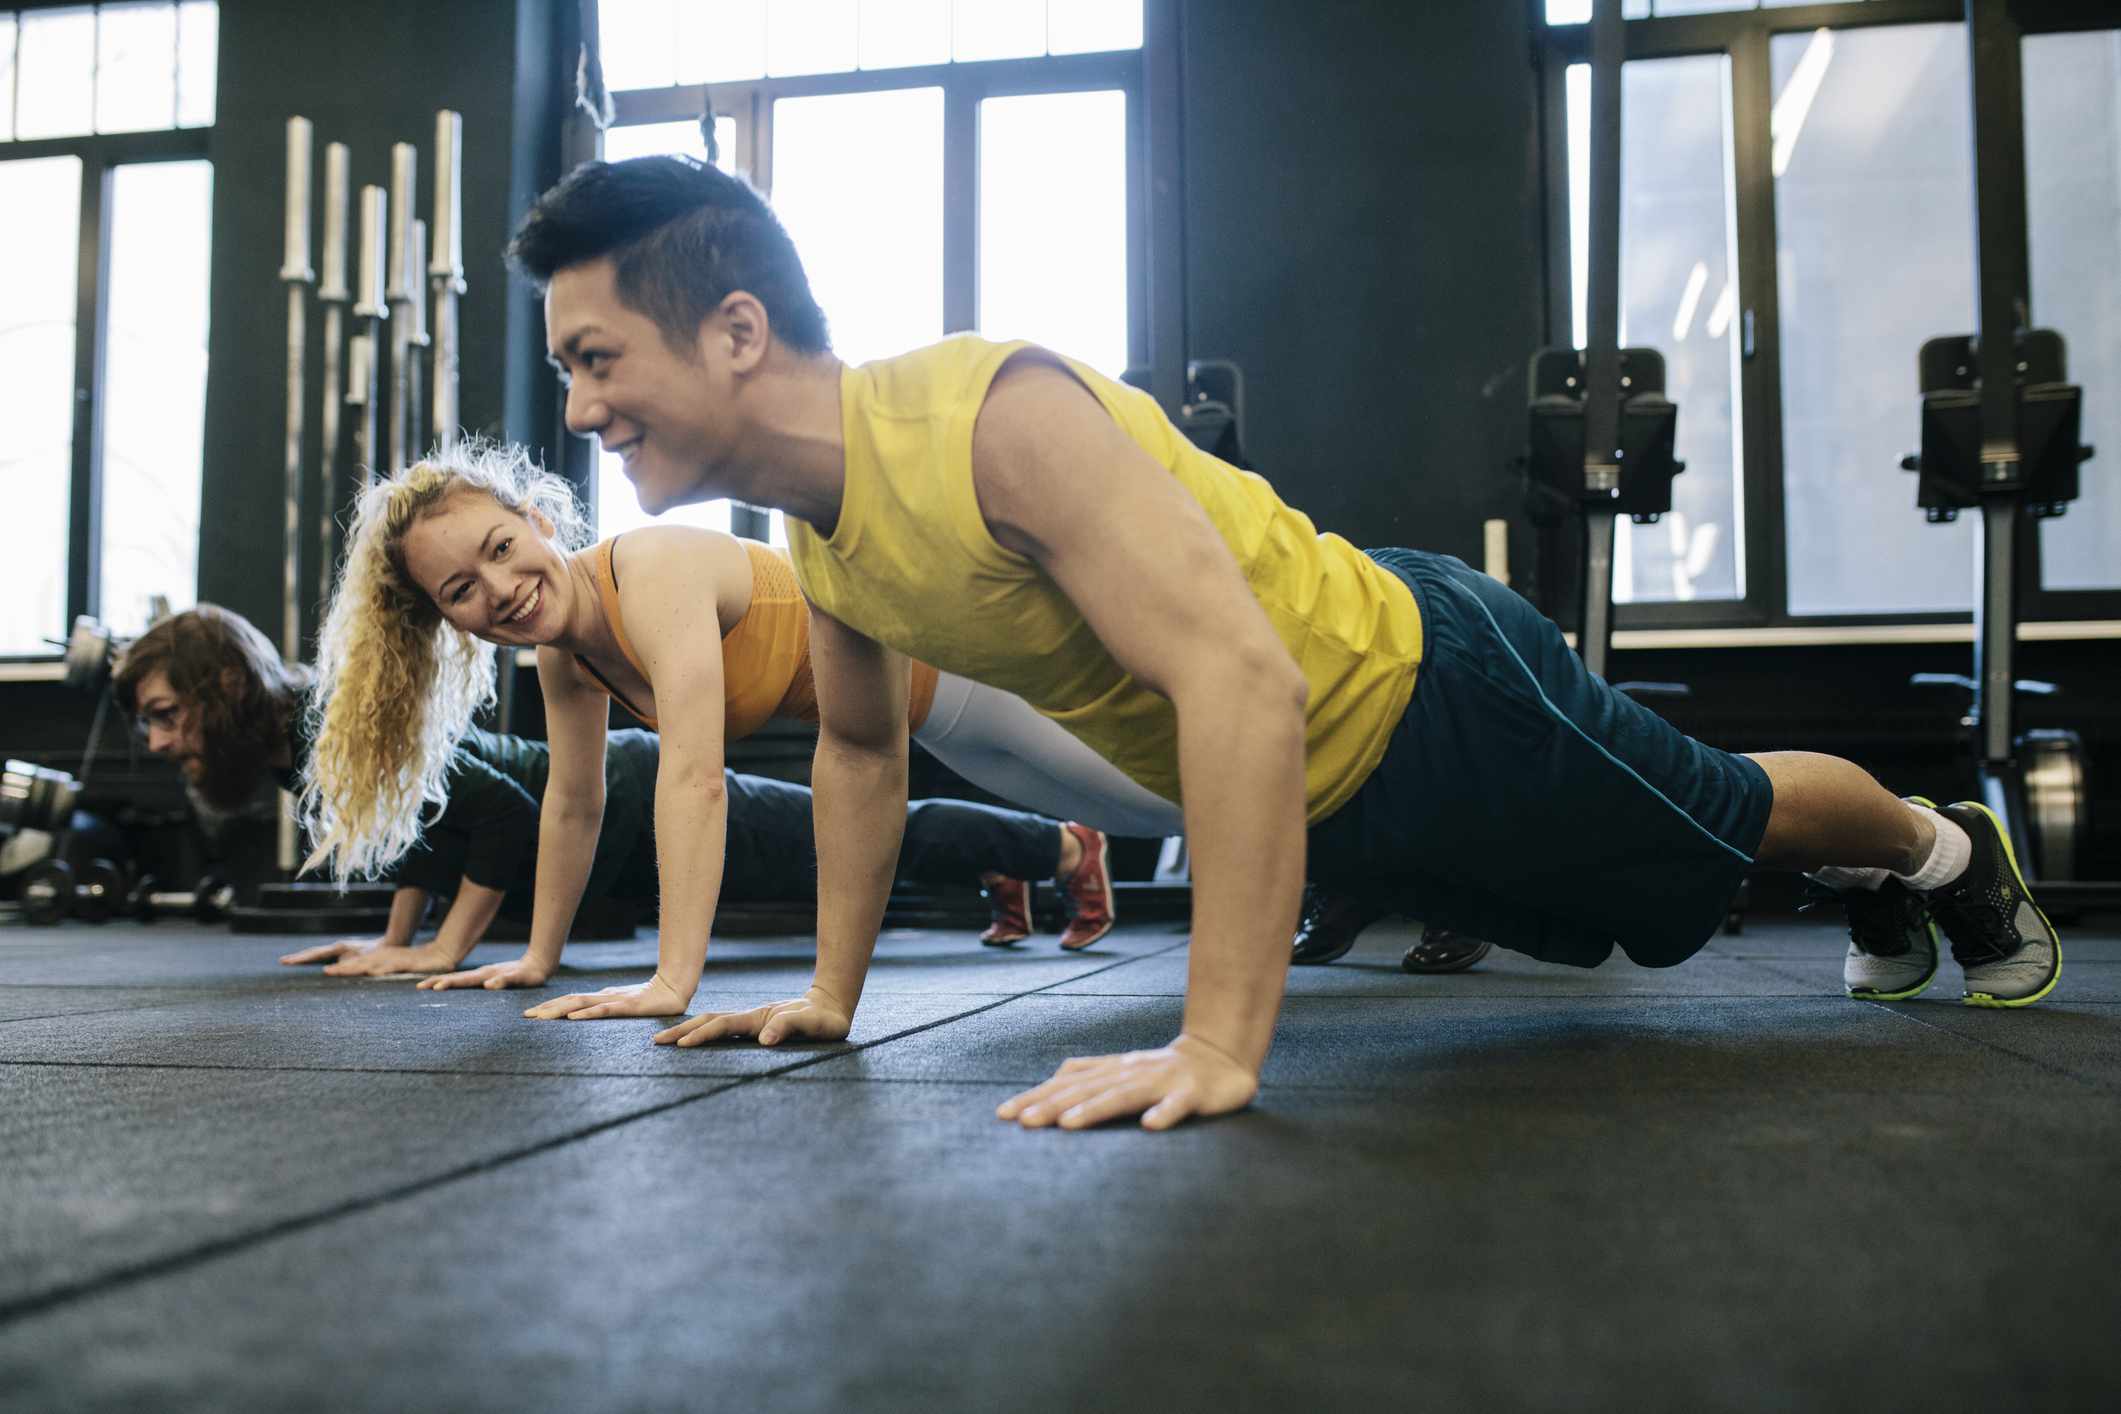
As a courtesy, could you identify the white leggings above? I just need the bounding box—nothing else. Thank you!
[912,672,1185,838]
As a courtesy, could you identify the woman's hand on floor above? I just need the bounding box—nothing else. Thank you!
[523,971,691,1021]
[652,987,853,1048]
[416,956,551,992]
[995,1033,1260,1132]
[279,938,454,977]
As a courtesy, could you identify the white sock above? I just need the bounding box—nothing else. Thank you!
[1814,865,1889,892]
[1893,800,1972,893]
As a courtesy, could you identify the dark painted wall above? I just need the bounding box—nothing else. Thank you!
[1179,0,1545,566]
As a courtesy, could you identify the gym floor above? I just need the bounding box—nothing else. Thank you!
[3,916,2117,1411]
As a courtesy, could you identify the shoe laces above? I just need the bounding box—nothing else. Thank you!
[1805,878,1925,957]
[1926,821,2018,963]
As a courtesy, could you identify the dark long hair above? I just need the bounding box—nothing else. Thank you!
[114,605,312,810]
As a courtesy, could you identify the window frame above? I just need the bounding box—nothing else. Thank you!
[566,7,1161,539]
[0,123,209,662]
[1537,0,2121,634]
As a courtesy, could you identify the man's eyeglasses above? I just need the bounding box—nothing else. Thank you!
[136,703,183,733]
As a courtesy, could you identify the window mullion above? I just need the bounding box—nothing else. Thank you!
[1727,28,1785,625]
[68,154,113,626]
[942,78,976,335]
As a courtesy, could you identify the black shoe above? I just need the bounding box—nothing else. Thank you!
[1400,925,1492,974]
[1290,887,1390,965]
[1926,801,2061,1007]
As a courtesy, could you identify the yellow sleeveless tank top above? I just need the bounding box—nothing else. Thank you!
[785,336,1421,823]
[578,537,935,737]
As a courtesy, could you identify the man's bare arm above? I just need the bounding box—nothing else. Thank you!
[975,357,1310,1128]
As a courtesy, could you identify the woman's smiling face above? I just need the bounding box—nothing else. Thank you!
[399,491,577,648]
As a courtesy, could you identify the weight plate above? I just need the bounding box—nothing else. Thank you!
[22,859,76,926]
[253,882,398,911]
[228,906,395,935]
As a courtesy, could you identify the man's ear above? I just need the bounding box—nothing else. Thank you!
[717,290,772,374]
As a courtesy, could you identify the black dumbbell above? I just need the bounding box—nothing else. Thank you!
[128,874,237,923]
[20,857,126,926]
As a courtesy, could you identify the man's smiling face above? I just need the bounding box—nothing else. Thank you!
[546,256,741,515]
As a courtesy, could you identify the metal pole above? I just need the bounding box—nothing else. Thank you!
[429,109,466,451]
[1577,0,1626,680]
[386,143,419,475]
[1965,0,2034,866]
[317,142,351,610]
[408,217,431,463]
[352,184,389,486]
[278,117,315,878]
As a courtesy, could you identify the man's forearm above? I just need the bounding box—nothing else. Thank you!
[651,761,729,999]
[809,736,907,1011]
[1173,672,1309,1074]
[430,878,508,964]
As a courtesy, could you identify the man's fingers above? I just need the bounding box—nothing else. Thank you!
[1140,1087,1199,1131]
[997,1078,1067,1121]
[651,1016,701,1044]
[280,943,345,965]
[1060,1080,1165,1130]
[420,969,483,991]
[524,993,589,1019]
[1017,1077,1120,1128]
[676,1009,769,1046]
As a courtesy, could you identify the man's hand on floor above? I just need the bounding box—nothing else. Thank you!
[653,986,853,1048]
[416,956,551,992]
[996,1033,1259,1132]
[522,972,692,1021]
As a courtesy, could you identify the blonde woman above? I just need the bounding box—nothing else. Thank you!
[302,440,1182,1022]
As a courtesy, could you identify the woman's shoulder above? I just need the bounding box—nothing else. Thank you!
[605,523,749,595]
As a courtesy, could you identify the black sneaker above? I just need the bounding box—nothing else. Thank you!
[1399,925,1492,975]
[1805,877,1938,1001]
[1290,886,1390,965]
[1925,801,2062,1008]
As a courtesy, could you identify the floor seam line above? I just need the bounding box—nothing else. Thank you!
[1860,1000,2121,1096]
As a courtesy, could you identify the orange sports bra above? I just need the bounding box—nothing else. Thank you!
[574,536,938,739]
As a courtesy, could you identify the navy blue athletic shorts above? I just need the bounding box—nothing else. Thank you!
[1306,549,1775,969]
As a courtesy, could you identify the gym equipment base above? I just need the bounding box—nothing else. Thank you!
[2,916,2117,1409]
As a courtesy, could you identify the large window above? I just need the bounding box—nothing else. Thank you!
[587,0,1145,542]
[99,158,214,632]
[1595,54,1743,605]
[1546,1,2116,629]
[0,2,218,654]
[0,155,81,655]
[1774,22,1973,616]
[2024,29,2121,594]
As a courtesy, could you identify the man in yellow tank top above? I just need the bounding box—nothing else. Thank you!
[501,156,2062,1131]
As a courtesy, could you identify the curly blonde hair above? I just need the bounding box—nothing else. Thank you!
[300,438,586,879]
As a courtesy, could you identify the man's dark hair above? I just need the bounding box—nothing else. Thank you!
[114,605,313,810]
[507,156,831,357]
